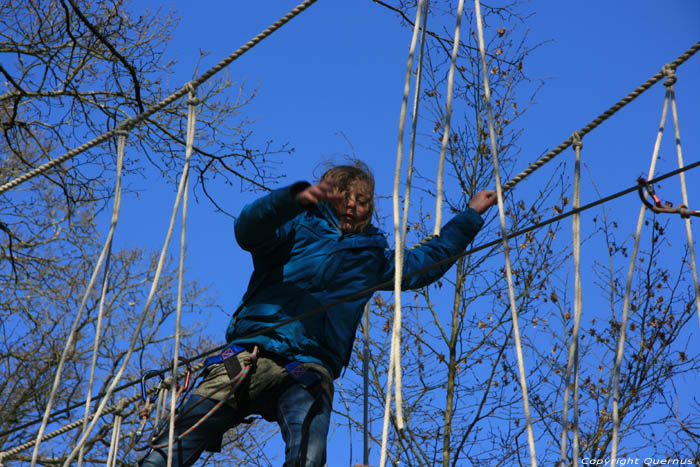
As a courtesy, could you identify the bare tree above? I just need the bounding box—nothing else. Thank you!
[338,2,700,467]
[0,0,286,464]
[0,0,289,216]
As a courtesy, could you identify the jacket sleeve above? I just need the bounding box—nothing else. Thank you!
[234,181,311,254]
[379,208,484,290]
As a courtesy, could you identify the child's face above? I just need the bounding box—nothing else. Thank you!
[333,180,372,233]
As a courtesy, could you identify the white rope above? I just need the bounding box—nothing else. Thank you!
[558,132,583,467]
[362,300,371,466]
[61,86,199,467]
[167,89,197,467]
[382,1,427,465]
[153,385,168,433]
[0,0,319,196]
[77,132,126,467]
[610,69,672,466]
[473,1,537,466]
[433,0,466,235]
[0,364,198,460]
[667,70,700,329]
[105,417,119,467]
[29,131,128,467]
[105,402,126,467]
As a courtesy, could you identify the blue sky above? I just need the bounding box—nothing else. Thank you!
[121,0,700,305]
[118,1,700,464]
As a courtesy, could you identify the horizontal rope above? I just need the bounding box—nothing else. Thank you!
[502,39,700,192]
[0,363,201,458]
[0,0,318,196]
[6,158,698,446]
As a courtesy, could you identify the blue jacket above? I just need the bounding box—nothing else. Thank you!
[226,182,484,378]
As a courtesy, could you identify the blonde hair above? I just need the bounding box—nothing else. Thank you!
[320,162,375,232]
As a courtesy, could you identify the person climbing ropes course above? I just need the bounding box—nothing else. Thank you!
[140,161,496,467]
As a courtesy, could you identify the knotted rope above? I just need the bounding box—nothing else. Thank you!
[665,65,700,330]
[105,399,128,467]
[165,87,199,467]
[609,63,674,467]
[558,131,583,467]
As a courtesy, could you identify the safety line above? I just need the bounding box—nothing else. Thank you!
[502,40,700,193]
[473,0,537,466]
[0,0,319,196]
[558,132,583,467]
[610,67,674,467]
[4,160,700,455]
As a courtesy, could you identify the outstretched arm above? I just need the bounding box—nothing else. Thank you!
[380,190,496,290]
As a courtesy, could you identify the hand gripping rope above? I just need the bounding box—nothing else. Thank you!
[637,176,700,218]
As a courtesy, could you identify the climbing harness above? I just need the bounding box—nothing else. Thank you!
[145,343,324,452]
[147,346,260,450]
[204,342,320,388]
[637,176,699,218]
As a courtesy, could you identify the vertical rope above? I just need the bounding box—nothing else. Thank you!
[29,131,128,467]
[153,385,168,438]
[473,1,537,466]
[558,132,583,467]
[77,131,127,467]
[610,66,673,467]
[383,2,428,465]
[105,417,119,467]
[61,84,199,467]
[666,67,700,329]
[433,0,466,235]
[363,301,371,466]
[166,89,198,467]
[105,400,126,467]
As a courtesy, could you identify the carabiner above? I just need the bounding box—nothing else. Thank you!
[141,370,164,403]
[637,177,699,218]
[177,356,192,393]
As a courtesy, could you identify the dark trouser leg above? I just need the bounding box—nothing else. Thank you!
[276,384,331,467]
[140,395,237,467]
